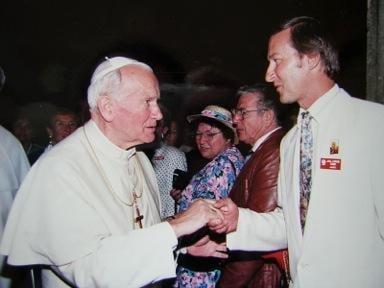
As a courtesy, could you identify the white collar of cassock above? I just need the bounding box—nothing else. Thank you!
[85,120,136,162]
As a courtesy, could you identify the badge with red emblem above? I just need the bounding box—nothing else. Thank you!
[330,140,339,155]
[321,139,342,170]
[320,158,341,170]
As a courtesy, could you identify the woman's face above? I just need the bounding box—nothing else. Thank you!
[195,122,231,160]
[47,113,78,144]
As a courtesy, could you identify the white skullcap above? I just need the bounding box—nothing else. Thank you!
[90,56,153,84]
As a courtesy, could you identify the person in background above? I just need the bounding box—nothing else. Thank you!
[0,125,30,288]
[218,84,287,288]
[174,105,244,288]
[152,104,187,219]
[163,119,179,147]
[180,131,209,185]
[12,115,44,165]
[212,16,384,288]
[44,107,79,152]
[0,66,30,288]
[0,56,225,288]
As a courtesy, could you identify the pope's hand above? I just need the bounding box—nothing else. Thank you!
[168,199,223,238]
[209,198,239,234]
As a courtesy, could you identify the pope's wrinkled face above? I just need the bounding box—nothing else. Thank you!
[265,28,309,106]
[111,66,162,148]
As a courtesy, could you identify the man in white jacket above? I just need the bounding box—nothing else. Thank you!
[212,16,384,288]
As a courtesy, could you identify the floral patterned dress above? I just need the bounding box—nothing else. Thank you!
[174,146,244,288]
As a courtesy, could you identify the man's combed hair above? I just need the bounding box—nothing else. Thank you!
[279,16,340,80]
[237,83,282,124]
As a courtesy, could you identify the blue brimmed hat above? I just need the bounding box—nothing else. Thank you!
[187,105,239,144]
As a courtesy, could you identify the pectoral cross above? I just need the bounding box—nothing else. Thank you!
[133,193,144,229]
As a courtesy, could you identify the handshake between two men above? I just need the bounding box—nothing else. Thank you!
[168,198,239,258]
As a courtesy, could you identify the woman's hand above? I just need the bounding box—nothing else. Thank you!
[170,188,182,202]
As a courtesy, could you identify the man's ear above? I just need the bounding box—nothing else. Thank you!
[306,52,321,71]
[97,95,115,122]
[263,109,274,124]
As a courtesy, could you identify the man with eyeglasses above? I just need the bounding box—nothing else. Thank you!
[219,84,287,288]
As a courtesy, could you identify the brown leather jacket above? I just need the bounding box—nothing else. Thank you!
[219,128,286,288]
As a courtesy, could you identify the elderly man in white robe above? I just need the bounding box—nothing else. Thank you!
[0,125,30,288]
[0,57,225,288]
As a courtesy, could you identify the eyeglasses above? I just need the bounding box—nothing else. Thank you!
[231,108,266,119]
[195,131,222,140]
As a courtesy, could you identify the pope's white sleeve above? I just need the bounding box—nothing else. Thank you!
[226,207,287,251]
[58,222,178,288]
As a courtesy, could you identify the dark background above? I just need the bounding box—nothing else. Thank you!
[0,0,366,129]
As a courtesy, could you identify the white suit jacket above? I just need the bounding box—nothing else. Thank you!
[228,85,384,288]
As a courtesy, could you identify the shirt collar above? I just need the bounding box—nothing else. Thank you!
[251,127,282,152]
[297,84,339,125]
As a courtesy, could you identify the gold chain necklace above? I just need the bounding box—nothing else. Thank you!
[83,127,144,228]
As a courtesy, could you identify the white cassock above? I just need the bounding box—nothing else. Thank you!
[1,120,178,288]
[0,126,30,288]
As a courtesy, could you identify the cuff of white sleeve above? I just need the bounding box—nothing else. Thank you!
[226,207,246,250]
[161,221,179,250]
